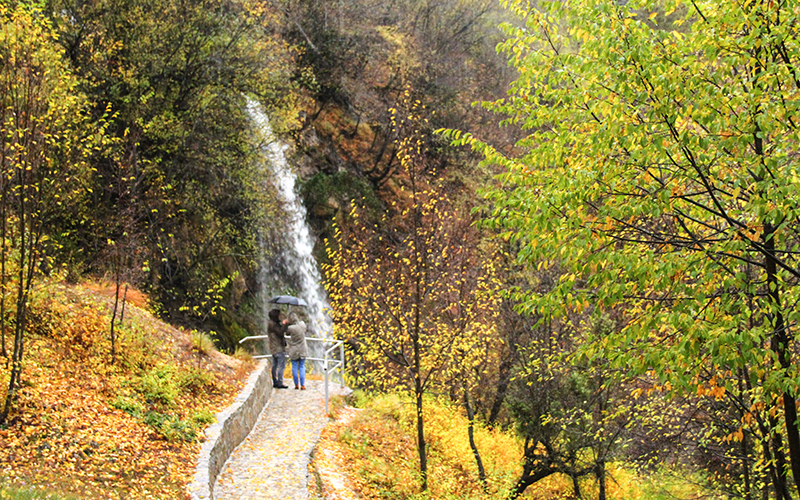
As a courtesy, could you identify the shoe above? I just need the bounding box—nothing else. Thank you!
[301,385,306,390]
[295,385,299,390]
[275,385,288,389]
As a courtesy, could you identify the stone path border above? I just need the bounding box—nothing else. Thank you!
[187,359,273,500]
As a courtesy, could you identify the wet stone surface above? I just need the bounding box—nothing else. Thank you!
[213,379,346,500]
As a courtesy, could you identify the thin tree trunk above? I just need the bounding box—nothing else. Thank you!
[410,162,427,492]
[757,419,783,500]
[763,221,800,498]
[488,323,519,424]
[2,187,28,424]
[2,318,23,423]
[464,387,487,490]
[0,198,6,364]
[119,284,129,325]
[771,423,793,500]
[0,91,7,363]
[413,317,427,490]
[110,253,121,363]
[571,474,582,499]
[596,460,606,500]
[738,389,752,499]
[415,374,427,490]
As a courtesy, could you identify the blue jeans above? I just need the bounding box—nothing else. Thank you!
[291,358,306,387]
[271,352,287,387]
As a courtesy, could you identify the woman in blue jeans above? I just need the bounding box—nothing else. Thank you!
[286,312,309,390]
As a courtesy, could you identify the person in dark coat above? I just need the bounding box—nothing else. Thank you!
[267,308,289,389]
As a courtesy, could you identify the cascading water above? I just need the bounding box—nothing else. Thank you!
[247,99,333,354]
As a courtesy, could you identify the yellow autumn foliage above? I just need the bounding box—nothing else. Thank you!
[331,392,718,499]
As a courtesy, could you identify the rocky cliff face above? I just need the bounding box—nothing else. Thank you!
[278,0,520,266]
[290,100,394,263]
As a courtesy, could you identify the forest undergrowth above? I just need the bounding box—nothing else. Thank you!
[0,280,254,499]
[312,393,721,500]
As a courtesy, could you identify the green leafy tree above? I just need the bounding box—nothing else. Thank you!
[41,0,298,346]
[449,0,800,494]
[503,297,638,499]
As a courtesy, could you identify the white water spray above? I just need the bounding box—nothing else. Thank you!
[247,99,333,343]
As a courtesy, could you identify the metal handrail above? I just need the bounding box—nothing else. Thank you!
[239,335,345,412]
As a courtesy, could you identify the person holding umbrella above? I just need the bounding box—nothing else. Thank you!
[267,308,290,389]
[286,311,309,390]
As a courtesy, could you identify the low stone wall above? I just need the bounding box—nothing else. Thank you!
[187,359,273,500]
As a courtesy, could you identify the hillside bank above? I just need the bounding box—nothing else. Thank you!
[0,280,254,499]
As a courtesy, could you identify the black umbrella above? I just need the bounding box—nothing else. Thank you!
[268,295,308,307]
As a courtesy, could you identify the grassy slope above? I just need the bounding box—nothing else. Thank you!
[311,394,720,500]
[0,280,255,499]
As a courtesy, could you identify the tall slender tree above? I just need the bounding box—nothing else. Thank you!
[0,3,100,423]
[325,92,501,491]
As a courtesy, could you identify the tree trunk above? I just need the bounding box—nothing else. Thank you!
[770,423,793,500]
[1,320,23,423]
[410,168,427,492]
[741,428,752,499]
[110,253,121,363]
[119,284,129,325]
[0,96,6,364]
[1,201,29,424]
[509,464,559,499]
[763,221,800,498]
[0,200,6,364]
[488,324,519,424]
[596,460,606,500]
[464,387,487,490]
[415,380,427,490]
[757,421,784,500]
[571,474,582,499]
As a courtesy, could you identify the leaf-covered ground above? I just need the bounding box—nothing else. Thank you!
[309,405,363,500]
[309,394,719,500]
[0,281,254,499]
[309,394,525,500]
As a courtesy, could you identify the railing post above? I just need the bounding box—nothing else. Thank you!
[324,343,330,414]
[339,341,345,388]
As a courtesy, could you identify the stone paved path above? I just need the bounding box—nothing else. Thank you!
[213,379,347,500]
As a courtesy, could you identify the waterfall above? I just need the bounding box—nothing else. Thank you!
[247,99,333,347]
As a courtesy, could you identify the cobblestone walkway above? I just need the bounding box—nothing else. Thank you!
[213,379,346,500]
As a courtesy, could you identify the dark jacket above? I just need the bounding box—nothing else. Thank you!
[267,318,286,354]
